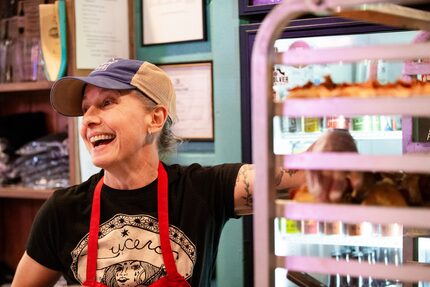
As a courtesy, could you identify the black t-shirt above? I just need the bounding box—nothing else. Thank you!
[26,162,243,287]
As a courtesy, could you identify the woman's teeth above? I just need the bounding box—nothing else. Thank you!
[90,134,115,146]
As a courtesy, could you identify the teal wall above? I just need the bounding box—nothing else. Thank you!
[134,1,245,286]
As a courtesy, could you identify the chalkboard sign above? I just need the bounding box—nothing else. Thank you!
[414,117,430,142]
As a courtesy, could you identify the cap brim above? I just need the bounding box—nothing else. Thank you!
[50,76,135,117]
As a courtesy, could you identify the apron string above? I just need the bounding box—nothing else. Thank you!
[85,177,104,283]
[157,161,180,275]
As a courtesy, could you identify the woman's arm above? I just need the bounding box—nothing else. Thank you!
[233,129,360,215]
[11,251,61,287]
[233,164,305,215]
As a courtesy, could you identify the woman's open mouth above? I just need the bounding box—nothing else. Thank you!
[90,134,116,148]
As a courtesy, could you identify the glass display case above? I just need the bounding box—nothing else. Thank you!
[248,0,430,286]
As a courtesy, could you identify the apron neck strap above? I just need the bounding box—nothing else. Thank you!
[157,161,179,275]
[85,177,104,284]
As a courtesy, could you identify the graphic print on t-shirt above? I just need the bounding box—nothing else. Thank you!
[70,214,196,286]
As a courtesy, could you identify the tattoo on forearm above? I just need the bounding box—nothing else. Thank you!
[287,169,298,177]
[275,168,285,187]
[238,165,253,207]
[275,168,299,187]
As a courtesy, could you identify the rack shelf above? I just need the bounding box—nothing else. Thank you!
[279,152,430,173]
[0,186,54,199]
[276,256,430,283]
[276,200,430,229]
[276,97,430,117]
[275,233,402,250]
[277,130,402,141]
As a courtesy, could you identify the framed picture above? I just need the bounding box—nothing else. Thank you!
[142,0,206,46]
[159,62,214,141]
[239,0,281,16]
[68,0,135,76]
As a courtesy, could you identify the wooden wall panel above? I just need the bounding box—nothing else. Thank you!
[0,198,45,269]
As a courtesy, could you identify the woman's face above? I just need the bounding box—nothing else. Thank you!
[80,85,152,169]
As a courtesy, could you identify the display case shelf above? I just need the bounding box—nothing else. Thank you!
[0,186,54,199]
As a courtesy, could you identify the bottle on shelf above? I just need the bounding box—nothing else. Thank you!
[351,116,372,132]
[0,20,8,83]
[340,247,352,287]
[349,250,364,287]
[280,116,302,133]
[326,116,350,130]
[12,1,44,82]
[0,19,13,83]
[361,247,376,287]
[380,116,402,131]
[328,251,342,287]
[303,117,321,133]
[12,0,26,82]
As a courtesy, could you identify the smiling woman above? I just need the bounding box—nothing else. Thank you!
[11,58,252,287]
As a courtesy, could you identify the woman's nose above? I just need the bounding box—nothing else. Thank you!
[82,106,101,127]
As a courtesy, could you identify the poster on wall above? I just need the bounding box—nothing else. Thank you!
[142,0,206,45]
[159,62,214,141]
[75,0,130,69]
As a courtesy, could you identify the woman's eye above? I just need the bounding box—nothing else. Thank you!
[102,98,114,108]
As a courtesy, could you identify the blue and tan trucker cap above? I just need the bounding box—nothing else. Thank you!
[50,58,177,122]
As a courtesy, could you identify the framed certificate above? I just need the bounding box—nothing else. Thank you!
[159,62,214,141]
[68,0,135,76]
[142,0,206,46]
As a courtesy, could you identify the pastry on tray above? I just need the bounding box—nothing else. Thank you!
[287,75,430,99]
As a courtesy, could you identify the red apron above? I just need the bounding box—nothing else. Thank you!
[82,162,191,287]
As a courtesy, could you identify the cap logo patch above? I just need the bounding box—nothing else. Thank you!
[90,58,119,74]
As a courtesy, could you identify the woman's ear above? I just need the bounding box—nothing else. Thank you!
[150,105,168,132]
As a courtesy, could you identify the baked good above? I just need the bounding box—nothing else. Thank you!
[292,185,316,203]
[288,75,430,99]
[361,181,407,207]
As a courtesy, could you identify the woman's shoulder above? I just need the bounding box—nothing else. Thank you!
[50,171,103,202]
[165,162,244,181]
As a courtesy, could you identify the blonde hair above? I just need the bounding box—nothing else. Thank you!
[131,90,182,155]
